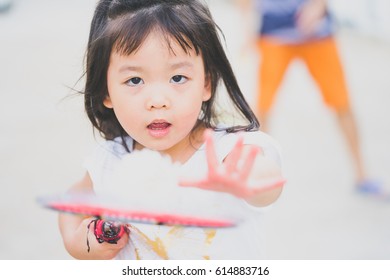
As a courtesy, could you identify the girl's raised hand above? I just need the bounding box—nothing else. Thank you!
[179,130,285,198]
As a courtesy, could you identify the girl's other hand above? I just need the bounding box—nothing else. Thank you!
[74,217,129,259]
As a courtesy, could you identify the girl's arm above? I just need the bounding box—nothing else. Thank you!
[58,173,129,259]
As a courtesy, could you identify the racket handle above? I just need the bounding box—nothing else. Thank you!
[94,220,128,244]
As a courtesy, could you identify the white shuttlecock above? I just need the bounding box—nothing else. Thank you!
[101,149,243,223]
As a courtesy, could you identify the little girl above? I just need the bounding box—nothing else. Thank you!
[59,0,285,260]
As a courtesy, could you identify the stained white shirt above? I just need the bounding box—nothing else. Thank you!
[84,129,282,259]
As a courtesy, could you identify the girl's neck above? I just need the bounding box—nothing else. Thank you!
[134,125,206,164]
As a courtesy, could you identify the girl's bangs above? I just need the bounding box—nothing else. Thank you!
[106,9,200,56]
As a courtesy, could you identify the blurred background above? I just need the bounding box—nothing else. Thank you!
[0,0,389,259]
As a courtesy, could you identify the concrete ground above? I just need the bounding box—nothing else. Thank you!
[0,0,389,259]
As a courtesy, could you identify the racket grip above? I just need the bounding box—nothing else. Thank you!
[94,220,128,244]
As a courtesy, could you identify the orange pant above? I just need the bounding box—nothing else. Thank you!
[257,37,350,113]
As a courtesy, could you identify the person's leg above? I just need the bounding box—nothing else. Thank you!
[335,109,365,182]
[257,38,293,132]
[335,109,382,194]
[302,37,366,184]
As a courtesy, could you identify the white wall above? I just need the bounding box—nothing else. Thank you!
[330,0,390,42]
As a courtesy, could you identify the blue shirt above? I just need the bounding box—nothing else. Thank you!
[257,0,333,43]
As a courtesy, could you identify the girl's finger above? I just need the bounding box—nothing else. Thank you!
[239,146,261,181]
[204,129,219,173]
[252,178,286,193]
[224,135,244,173]
[178,178,206,188]
[179,178,224,193]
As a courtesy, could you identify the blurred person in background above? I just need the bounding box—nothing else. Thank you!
[0,0,12,12]
[238,0,382,194]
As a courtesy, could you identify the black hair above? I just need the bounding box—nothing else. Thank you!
[83,0,259,143]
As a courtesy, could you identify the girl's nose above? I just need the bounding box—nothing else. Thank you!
[146,92,170,110]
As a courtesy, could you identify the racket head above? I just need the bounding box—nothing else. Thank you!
[37,193,236,228]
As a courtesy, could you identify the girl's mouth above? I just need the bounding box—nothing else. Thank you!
[147,121,171,138]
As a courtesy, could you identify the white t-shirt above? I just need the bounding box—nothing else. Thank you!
[84,129,282,259]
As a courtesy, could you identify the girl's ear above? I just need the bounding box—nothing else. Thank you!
[202,75,212,101]
[103,95,113,108]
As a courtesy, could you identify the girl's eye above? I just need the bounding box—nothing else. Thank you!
[126,77,144,86]
[170,75,187,84]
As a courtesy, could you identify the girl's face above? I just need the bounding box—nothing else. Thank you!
[104,31,211,161]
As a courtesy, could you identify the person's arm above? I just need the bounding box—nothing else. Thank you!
[58,172,129,259]
[234,0,252,11]
[234,0,259,55]
[296,0,328,36]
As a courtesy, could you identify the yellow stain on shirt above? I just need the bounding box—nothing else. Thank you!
[204,229,216,245]
[130,225,169,260]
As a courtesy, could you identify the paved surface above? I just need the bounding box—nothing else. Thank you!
[1,0,389,259]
